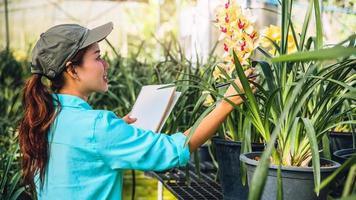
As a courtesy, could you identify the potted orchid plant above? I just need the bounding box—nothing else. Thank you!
[183,1,265,199]
[211,2,264,200]
[184,0,355,199]
[226,0,356,199]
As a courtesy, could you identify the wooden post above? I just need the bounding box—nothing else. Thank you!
[157,181,163,200]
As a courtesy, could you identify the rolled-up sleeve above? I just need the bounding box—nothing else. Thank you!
[93,111,190,171]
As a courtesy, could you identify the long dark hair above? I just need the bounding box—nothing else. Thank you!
[18,46,89,189]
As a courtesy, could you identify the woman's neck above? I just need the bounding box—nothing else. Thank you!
[57,88,89,101]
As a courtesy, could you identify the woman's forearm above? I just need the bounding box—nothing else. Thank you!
[184,101,234,152]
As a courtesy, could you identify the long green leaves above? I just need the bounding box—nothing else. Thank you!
[313,0,323,49]
[233,52,268,141]
[0,146,26,200]
[248,68,308,200]
[342,165,356,197]
[272,47,356,63]
[281,0,291,54]
[302,118,320,195]
[299,0,313,51]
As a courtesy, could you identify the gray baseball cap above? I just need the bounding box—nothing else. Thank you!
[31,22,113,79]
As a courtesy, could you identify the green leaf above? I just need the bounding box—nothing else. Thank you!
[272,47,356,63]
[241,116,252,186]
[256,47,272,58]
[263,36,281,54]
[188,92,209,124]
[289,21,300,51]
[288,117,300,158]
[313,0,323,49]
[281,0,291,54]
[301,118,320,195]
[8,172,21,198]
[321,135,331,159]
[264,88,279,129]
[193,151,202,179]
[308,75,356,93]
[340,90,356,100]
[342,164,356,197]
[300,0,313,51]
[232,51,267,140]
[338,194,356,200]
[248,69,307,200]
[277,165,283,200]
[9,187,26,200]
[253,60,276,92]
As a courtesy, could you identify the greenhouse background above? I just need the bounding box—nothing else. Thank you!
[1,0,355,62]
[0,0,355,200]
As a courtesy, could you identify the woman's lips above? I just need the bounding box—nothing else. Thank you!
[103,73,108,83]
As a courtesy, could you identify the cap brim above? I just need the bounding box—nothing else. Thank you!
[80,22,113,49]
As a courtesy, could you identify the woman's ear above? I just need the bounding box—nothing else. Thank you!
[65,61,79,80]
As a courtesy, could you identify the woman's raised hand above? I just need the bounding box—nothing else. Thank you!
[222,68,257,106]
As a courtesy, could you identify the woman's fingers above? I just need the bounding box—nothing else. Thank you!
[123,114,137,124]
[223,68,258,106]
[250,81,258,92]
[251,86,257,94]
[244,67,255,77]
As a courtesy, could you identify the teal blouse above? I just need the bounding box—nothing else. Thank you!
[35,94,190,199]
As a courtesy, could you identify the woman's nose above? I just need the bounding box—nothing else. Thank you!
[102,60,109,69]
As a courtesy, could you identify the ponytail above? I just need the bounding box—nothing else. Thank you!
[19,45,87,189]
[18,74,60,189]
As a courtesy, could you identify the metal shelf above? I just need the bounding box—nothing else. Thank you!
[146,161,223,200]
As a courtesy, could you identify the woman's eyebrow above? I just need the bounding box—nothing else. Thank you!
[94,50,100,55]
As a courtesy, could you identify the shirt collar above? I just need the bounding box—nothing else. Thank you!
[52,93,92,110]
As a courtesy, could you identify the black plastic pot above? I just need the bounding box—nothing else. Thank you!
[190,144,213,163]
[333,148,356,164]
[330,148,356,198]
[240,152,341,200]
[212,137,265,200]
[329,132,353,154]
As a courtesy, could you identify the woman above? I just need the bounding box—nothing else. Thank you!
[18,22,256,199]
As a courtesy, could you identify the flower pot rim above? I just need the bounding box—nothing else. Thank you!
[329,131,353,137]
[240,152,341,172]
[333,148,356,158]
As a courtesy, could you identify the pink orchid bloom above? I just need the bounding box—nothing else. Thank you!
[224,43,229,52]
[249,32,257,39]
[238,19,245,30]
[220,26,227,33]
[225,0,230,9]
[240,41,247,51]
[225,13,229,23]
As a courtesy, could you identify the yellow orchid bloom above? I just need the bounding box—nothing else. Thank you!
[202,91,215,107]
[213,66,224,80]
[261,24,299,55]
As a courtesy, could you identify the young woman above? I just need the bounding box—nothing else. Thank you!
[18,22,256,199]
